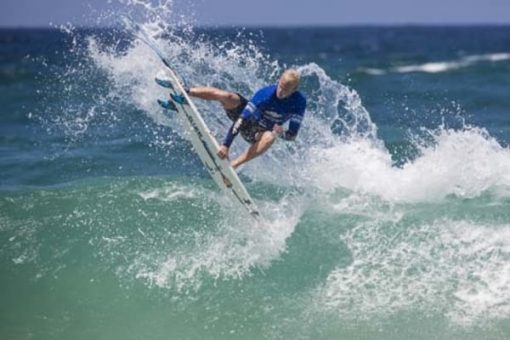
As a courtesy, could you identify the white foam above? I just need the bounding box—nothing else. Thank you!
[305,127,510,202]
[394,60,468,73]
[87,37,175,128]
[315,219,510,325]
[138,182,201,202]
[129,197,303,291]
[359,67,387,76]
[464,52,510,63]
[361,53,510,75]
[394,53,510,74]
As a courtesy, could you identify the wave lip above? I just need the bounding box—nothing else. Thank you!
[394,52,510,74]
[305,127,510,203]
[393,60,469,73]
[361,52,510,75]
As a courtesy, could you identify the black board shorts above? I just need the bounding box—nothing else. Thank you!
[225,93,266,144]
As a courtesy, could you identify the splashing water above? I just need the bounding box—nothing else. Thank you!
[22,1,510,334]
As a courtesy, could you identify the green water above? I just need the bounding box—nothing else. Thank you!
[2,176,510,339]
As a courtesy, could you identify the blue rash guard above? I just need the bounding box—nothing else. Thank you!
[223,84,307,147]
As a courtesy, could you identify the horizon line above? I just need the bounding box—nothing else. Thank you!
[1,22,510,30]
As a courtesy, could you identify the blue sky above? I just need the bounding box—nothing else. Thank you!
[1,0,510,27]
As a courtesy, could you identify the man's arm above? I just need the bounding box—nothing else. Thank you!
[282,114,303,141]
[222,120,244,149]
[282,98,306,141]
[221,86,272,148]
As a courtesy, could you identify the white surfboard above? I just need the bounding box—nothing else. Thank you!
[155,68,261,219]
[122,17,260,219]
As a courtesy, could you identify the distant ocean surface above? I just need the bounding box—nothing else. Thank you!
[2,17,510,340]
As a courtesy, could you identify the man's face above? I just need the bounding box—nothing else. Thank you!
[276,77,296,99]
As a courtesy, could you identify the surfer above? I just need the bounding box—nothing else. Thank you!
[187,69,307,169]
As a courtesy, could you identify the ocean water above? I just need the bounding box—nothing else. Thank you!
[2,5,510,340]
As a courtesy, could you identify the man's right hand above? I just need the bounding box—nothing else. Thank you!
[272,124,284,136]
[217,145,229,159]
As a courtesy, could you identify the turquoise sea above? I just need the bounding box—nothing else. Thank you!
[2,4,510,339]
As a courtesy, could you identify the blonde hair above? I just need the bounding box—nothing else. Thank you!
[281,69,300,89]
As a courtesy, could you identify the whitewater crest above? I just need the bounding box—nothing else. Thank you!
[361,52,510,75]
[305,127,510,202]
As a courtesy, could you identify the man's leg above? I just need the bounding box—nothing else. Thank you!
[188,87,241,110]
[231,131,276,169]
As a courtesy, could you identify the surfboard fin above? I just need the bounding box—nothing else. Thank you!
[155,70,175,89]
[155,71,190,93]
[155,78,174,90]
[171,93,189,105]
[157,99,178,111]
